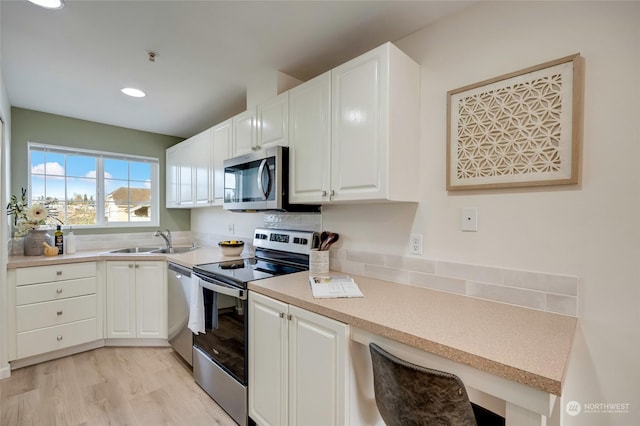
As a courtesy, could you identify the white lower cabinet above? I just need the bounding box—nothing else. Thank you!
[248,291,349,426]
[10,262,101,360]
[105,261,167,339]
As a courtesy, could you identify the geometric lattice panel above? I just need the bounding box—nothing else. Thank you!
[447,54,583,190]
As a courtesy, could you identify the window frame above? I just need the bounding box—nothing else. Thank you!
[28,142,160,229]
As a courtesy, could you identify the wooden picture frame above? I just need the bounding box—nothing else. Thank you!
[446,54,584,190]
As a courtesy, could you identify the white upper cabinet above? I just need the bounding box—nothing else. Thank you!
[257,92,289,150]
[192,128,213,206]
[288,71,331,204]
[211,119,231,205]
[232,92,289,157]
[165,146,179,208]
[166,141,194,208]
[168,42,417,208]
[166,126,222,209]
[289,42,420,204]
[166,137,195,208]
[232,109,256,157]
[331,42,420,203]
[178,139,194,206]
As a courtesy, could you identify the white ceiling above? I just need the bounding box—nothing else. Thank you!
[1,0,472,138]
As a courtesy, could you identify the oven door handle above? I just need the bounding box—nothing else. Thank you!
[257,158,271,200]
[197,276,247,300]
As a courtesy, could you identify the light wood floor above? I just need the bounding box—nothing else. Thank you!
[0,347,237,426]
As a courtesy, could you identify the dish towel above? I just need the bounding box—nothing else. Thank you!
[188,275,205,334]
[204,289,219,331]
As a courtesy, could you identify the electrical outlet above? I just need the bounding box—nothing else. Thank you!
[227,224,235,234]
[409,233,423,255]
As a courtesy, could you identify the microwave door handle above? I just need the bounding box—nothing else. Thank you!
[256,158,271,200]
[198,277,247,300]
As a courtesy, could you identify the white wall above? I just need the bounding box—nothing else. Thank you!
[330,2,639,424]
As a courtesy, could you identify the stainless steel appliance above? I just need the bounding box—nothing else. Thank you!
[191,228,318,426]
[167,262,193,365]
[223,145,320,212]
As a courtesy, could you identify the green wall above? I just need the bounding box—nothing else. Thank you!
[10,107,190,234]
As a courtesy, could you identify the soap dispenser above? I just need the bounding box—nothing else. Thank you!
[66,227,77,254]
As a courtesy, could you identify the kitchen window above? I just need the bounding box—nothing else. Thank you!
[28,143,159,228]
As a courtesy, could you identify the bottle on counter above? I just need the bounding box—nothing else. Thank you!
[54,225,64,254]
[66,227,76,254]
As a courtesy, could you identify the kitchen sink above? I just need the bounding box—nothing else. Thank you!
[108,246,198,254]
[108,247,160,254]
[150,246,198,254]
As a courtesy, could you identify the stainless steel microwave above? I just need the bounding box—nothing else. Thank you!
[223,146,320,213]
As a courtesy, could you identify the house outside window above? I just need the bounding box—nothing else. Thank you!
[28,143,159,228]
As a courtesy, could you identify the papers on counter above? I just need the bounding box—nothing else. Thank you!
[309,276,364,299]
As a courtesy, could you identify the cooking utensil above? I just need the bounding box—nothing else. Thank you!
[319,231,329,250]
[320,232,339,251]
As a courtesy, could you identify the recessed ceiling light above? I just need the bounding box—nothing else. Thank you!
[121,87,146,98]
[28,0,64,10]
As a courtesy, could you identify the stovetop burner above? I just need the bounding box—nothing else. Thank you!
[218,260,245,270]
[194,257,306,288]
[193,228,318,289]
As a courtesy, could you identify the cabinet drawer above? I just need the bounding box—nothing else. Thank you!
[16,262,97,286]
[16,318,98,360]
[16,277,97,305]
[16,294,97,332]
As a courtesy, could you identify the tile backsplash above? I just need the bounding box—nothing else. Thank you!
[66,223,578,317]
[330,248,578,317]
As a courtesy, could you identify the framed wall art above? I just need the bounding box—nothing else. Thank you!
[446,54,584,190]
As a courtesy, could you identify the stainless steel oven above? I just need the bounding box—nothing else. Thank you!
[191,228,318,426]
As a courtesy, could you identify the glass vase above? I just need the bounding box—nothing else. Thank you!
[9,236,25,256]
[23,229,52,256]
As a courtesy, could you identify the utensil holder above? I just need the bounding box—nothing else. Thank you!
[309,249,330,274]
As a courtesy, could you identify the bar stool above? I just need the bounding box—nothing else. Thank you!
[369,343,477,426]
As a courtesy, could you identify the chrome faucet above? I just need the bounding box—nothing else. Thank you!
[154,229,172,249]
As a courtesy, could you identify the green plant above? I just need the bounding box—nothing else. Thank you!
[6,187,28,227]
[6,188,62,237]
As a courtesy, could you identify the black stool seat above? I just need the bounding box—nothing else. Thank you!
[369,342,477,426]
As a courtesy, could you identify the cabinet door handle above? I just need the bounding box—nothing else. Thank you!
[57,310,63,316]
[129,264,133,268]
[287,314,292,321]
[322,191,327,197]
[57,336,63,341]
[279,312,285,318]
[56,288,63,294]
[56,271,62,276]
[330,190,335,197]
[135,264,139,268]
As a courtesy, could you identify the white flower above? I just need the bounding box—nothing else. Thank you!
[27,203,47,222]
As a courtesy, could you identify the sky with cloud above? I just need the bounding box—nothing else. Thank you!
[30,151,151,201]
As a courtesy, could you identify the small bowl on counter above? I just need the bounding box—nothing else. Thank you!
[218,240,245,256]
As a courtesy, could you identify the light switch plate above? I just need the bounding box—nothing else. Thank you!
[461,208,478,232]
